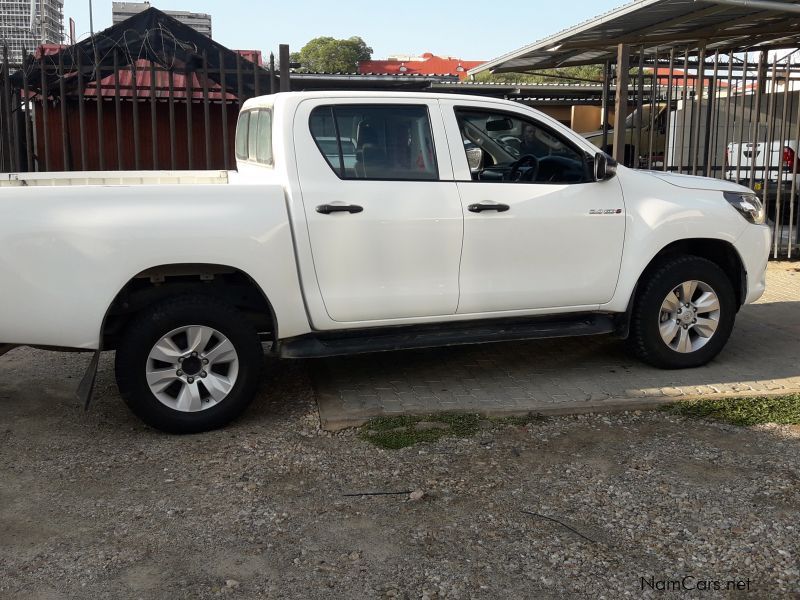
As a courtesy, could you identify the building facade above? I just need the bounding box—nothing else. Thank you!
[112,2,212,38]
[0,0,64,66]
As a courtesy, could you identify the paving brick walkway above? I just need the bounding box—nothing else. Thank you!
[313,262,800,429]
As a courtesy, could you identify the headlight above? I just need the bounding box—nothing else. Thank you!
[724,191,766,225]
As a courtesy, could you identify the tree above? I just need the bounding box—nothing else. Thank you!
[293,36,373,73]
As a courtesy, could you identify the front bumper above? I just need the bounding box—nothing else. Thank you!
[736,224,772,305]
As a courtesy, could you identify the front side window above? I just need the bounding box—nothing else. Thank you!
[309,104,438,181]
[456,108,589,184]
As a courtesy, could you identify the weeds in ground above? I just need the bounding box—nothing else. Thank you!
[663,394,800,426]
[359,412,548,449]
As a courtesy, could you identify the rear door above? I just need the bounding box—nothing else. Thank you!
[440,99,626,314]
[293,99,463,324]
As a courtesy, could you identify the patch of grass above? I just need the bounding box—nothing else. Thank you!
[663,394,800,426]
[360,413,481,449]
[494,412,550,427]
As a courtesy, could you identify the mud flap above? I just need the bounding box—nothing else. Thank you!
[76,351,101,411]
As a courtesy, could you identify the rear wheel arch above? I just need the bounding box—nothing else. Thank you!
[101,263,277,350]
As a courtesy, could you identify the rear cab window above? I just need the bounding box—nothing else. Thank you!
[236,107,274,167]
[309,104,438,181]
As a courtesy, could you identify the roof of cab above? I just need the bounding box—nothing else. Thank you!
[241,90,523,111]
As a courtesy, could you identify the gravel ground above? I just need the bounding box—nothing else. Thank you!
[1,347,799,599]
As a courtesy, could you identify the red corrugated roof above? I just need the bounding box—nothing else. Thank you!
[359,53,484,80]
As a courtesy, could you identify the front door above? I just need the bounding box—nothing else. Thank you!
[294,99,463,323]
[440,100,626,314]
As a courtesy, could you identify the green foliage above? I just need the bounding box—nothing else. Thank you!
[359,411,550,449]
[360,413,481,449]
[293,36,373,73]
[663,394,800,426]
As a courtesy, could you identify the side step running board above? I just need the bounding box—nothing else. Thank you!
[278,313,618,359]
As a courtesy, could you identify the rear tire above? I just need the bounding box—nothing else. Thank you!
[627,256,736,369]
[115,295,263,433]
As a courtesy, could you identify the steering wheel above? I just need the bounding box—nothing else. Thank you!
[508,154,539,182]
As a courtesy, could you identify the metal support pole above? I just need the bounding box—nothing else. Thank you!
[613,44,630,165]
[268,53,276,95]
[279,44,290,93]
[749,50,767,189]
[692,43,707,175]
[663,47,675,171]
[601,61,610,152]
[635,47,645,168]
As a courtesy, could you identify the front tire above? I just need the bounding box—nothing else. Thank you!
[115,295,263,433]
[627,256,737,369]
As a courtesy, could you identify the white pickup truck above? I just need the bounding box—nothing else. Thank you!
[0,92,771,433]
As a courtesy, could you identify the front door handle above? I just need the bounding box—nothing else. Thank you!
[468,202,510,213]
[316,204,364,215]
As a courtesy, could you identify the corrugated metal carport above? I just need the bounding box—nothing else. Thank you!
[470,0,800,258]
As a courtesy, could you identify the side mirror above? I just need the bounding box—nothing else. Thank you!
[594,152,617,181]
[466,146,484,173]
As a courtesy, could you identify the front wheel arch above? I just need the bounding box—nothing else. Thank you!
[631,239,746,311]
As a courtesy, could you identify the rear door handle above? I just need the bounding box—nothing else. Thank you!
[316,204,364,215]
[468,202,510,213]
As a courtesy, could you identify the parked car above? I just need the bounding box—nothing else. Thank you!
[582,104,670,168]
[0,92,770,433]
[726,139,800,219]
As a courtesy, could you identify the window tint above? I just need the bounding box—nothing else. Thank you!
[456,109,588,184]
[235,111,249,160]
[309,105,438,180]
[256,110,273,165]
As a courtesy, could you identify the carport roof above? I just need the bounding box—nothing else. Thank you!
[470,0,800,75]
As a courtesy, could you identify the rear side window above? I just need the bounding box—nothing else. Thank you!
[235,112,250,160]
[309,104,438,181]
[239,109,273,166]
[256,110,273,165]
[247,111,260,161]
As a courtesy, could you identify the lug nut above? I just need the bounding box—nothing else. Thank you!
[683,325,689,329]
[176,370,183,376]
[200,371,207,378]
[191,351,198,357]
[187,377,194,384]
[202,358,209,365]
[677,308,682,314]
[178,357,184,363]
[685,303,690,308]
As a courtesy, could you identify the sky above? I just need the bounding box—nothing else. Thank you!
[62,0,625,61]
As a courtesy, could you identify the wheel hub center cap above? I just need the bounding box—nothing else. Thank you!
[181,356,203,376]
[680,311,695,326]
